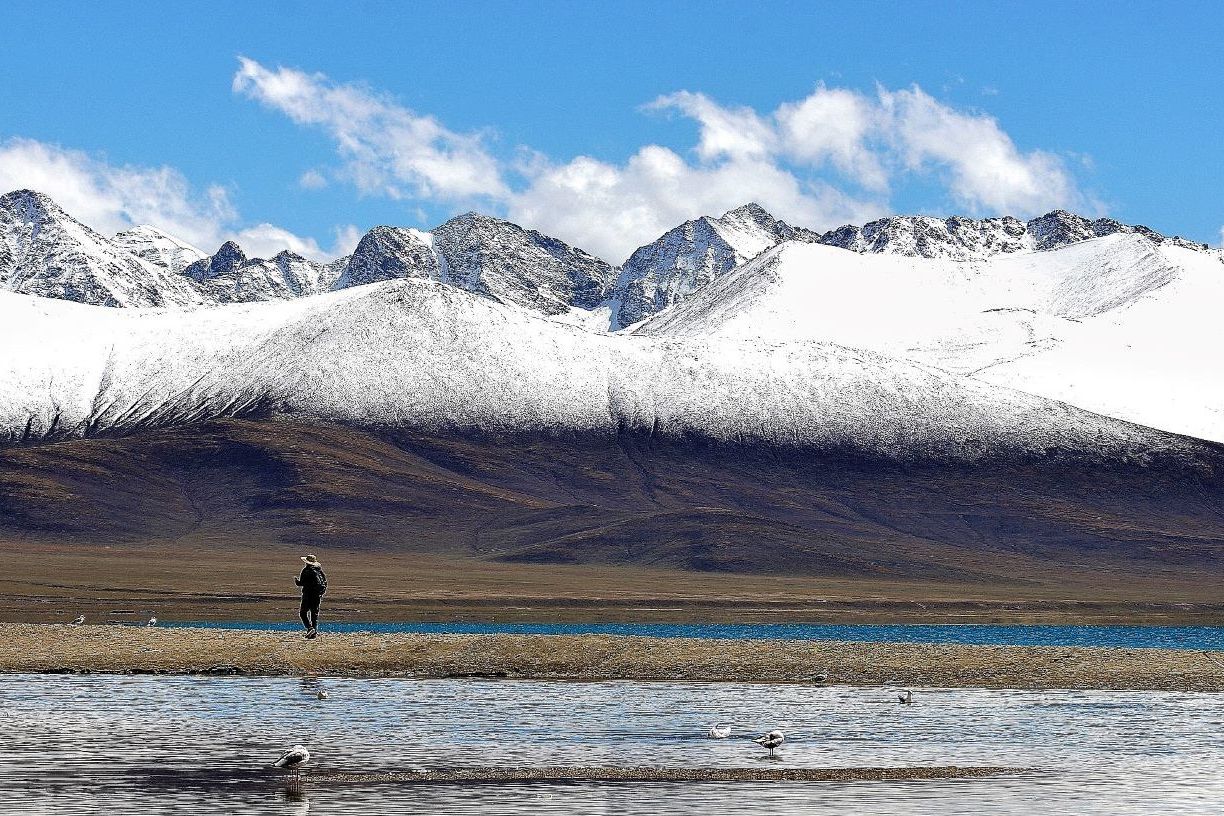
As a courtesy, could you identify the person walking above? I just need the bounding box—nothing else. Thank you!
[295,554,327,639]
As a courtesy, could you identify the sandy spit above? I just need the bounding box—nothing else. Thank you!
[2,624,1223,691]
[288,766,1016,784]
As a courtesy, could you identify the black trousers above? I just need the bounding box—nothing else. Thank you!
[300,594,321,630]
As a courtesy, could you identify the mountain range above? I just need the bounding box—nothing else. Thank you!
[2,187,1222,580]
[3,187,1215,323]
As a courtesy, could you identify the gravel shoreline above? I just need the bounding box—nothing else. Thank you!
[2,624,1222,691]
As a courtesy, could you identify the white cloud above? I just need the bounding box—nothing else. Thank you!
[0,137,235,245]
[876,85,1083,215]
[774,84,888,191]
[298,169,328,190]
[649,91,776,162]
[0,137,346,261]
[330,223,363,257]
[233,57,507,202]
[508,147,880,262]
[233,60,1088,262]
[509,84,1085,260]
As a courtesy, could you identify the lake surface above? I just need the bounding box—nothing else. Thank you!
[168,621,1224,650]
[1,675,1221,815]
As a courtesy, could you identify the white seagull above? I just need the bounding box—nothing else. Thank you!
[146,617,158,626]
[898,689,914,705]
[753,730,785,757]
[707,724,732,739]
[316,690,329,700]
[273,744,311,774]
[70,615,85,626]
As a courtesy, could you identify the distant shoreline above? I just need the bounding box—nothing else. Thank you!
[2,624,1222,691]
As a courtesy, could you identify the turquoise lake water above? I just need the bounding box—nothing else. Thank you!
[166,622,1224,650]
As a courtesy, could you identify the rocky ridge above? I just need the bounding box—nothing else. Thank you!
[819,210,1213,261]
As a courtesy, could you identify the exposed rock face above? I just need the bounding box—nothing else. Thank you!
[183,242,345,303]
[819,216,1032,260]
[607,203,818,329]
[820,211,1213,261]
[0,189,203,308]
[430,212,616,314]
[333,226,440,290]
[1025,210,1207,252]
[331,214,616,316]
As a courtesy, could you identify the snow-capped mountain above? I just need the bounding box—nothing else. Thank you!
[111,225,208,273]
[333,225,440,289]
[0,190,204,308]
[430,212,616,314]
[818,210,1214,261]
[333,213,617,315]
[5,185,1224,445]
[606,203,818,329]
[637,234,1224,443]
[183,241,345,303]
[0,279,1209,470]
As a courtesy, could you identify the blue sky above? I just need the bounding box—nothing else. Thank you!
[0,1,1220,262]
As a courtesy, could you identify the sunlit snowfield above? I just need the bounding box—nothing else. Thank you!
[1,675,1222,815]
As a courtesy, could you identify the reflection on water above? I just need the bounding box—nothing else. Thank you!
[0,675,1221,814]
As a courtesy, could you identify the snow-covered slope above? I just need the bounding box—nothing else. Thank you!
[819,210,1214,261]
[0,280,1202,466]
[0,190,204,308]
[606,203,818,329]
[183,241,345,303]
[638,235,1224,442]
[111,225,208,273]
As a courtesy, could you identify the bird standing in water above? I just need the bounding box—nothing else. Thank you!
[898,689,914,704]
[273,745,311,778]
[753,730,785,757]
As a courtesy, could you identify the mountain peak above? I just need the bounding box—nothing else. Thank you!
[721,202,773,221]
[0,189,204,308]
[214,240,247,265]
[0,188,68,221]
[111,225,208,275]
[437,211,509,232]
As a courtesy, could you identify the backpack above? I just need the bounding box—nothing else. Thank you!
[313,567,328,595]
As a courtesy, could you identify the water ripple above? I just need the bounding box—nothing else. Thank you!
[0,676,1221,814]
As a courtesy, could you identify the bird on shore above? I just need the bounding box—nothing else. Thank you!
[70,615,85,626]
[707,724,732,739]
[273,745,311,777]
[898,689,914,705]
[810,672,829,684]
[753,730,785,757]
[146,617,158,626]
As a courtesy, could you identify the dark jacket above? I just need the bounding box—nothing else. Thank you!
[296,565,327,596]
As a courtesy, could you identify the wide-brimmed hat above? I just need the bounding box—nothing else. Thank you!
[301,554,322,566]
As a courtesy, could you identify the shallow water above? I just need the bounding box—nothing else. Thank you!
[1,675,1222,814]
[169,621,1224,650]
